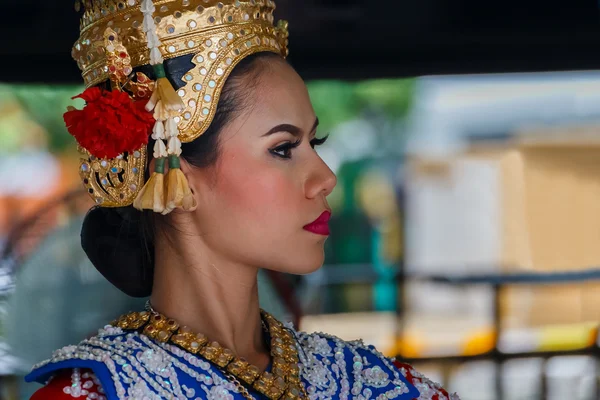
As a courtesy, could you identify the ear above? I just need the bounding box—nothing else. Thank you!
[179,157,198,212]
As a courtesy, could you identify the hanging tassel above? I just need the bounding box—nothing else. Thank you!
[152,119,165,140]
[149,47,162,65]
[133,157,166,213]
[153,139,167,158]
[137,0,190,215]
[142,14,156,32]
[148,100,171,125]
[167,136,180,154]
[140,0,155,13]
[151,120,168,158]
[145,65,185,120]
[165,117,178,136]
[147,33,160,49]
[164,154,196,214]
[153,64,185,114]
[162,116,193,214]
[134,121,169,213]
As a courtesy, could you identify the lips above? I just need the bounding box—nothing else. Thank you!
[303,210,331,236]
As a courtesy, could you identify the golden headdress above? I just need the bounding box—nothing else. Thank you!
[66,0,289,213]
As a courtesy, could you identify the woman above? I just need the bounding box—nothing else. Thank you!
[26,0,459,399]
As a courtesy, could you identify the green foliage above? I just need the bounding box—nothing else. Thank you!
[353,79,414,117]
[0,84,84,154]
[306,81,360,134]
[307,78,414,134]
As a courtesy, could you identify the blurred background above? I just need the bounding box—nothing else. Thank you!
[3,1,600,399]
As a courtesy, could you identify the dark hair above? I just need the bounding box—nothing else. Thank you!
[81,51,282,297]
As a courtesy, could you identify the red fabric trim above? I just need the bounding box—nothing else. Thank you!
[392,360,451,400]
[30,369,102,400]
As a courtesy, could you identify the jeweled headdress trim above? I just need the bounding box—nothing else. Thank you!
[65,0,288,211]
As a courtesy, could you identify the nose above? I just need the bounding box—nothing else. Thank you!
[305,156,337,199]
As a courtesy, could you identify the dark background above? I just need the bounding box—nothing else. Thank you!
[2,0,600,82]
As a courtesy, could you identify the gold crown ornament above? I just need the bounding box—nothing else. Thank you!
[65,0,289,213]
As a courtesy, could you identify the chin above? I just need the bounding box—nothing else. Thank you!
[267,248,325,275]
[292,249,326,275]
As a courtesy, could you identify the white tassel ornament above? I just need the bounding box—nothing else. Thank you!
[134,0,192,214]
[140,0,155,13]
[167,136,182,156]
[153,140,168,159]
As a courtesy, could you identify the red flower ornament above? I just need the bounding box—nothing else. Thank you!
[63,87,155,159]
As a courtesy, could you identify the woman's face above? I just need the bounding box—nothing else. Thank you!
[186,59,337,274]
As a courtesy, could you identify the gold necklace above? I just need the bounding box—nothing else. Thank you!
[112,308,308,400]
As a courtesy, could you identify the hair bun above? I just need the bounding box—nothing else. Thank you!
[81,206,153,297]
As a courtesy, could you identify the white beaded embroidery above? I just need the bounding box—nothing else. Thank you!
[33,321,459,400]
[292,329,411,400]
[61,368,106,400]
[206,384,235,400]
[362,366,389,388]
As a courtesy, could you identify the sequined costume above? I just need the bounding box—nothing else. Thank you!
[26,314,459,400]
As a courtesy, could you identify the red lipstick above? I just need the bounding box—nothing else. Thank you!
[303,211,331,236]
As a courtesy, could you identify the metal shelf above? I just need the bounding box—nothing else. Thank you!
[312,265,600,286]
[306,263,600,398]
[398,266,600,399]
[401,346,600,364]
[413,268,600,286]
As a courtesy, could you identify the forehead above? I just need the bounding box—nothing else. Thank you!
[249,61,316,126]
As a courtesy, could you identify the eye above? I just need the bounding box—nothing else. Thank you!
[270,140,301,159]
[310,134,329,149]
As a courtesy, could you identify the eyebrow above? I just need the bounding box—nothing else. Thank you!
[262,117,319,138]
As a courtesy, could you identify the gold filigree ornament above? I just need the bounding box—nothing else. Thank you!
[113,309,308,400]
[69,0,289,210]
[76,29,155,207]
[78,146,147,207]
[103,28,155,98]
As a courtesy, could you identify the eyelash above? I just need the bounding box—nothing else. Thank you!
[270,135,329,159]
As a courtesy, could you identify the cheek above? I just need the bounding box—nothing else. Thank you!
[215,150,300,223]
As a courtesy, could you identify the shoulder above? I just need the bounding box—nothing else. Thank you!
[25,319,238,400]
[25,324,137,399]
[292,328,460,400]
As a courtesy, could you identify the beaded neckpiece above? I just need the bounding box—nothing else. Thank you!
[112,309,308,400]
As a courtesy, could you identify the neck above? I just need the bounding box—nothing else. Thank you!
[150,227,270,370]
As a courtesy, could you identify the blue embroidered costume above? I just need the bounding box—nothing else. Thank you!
[26,314,459,400]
